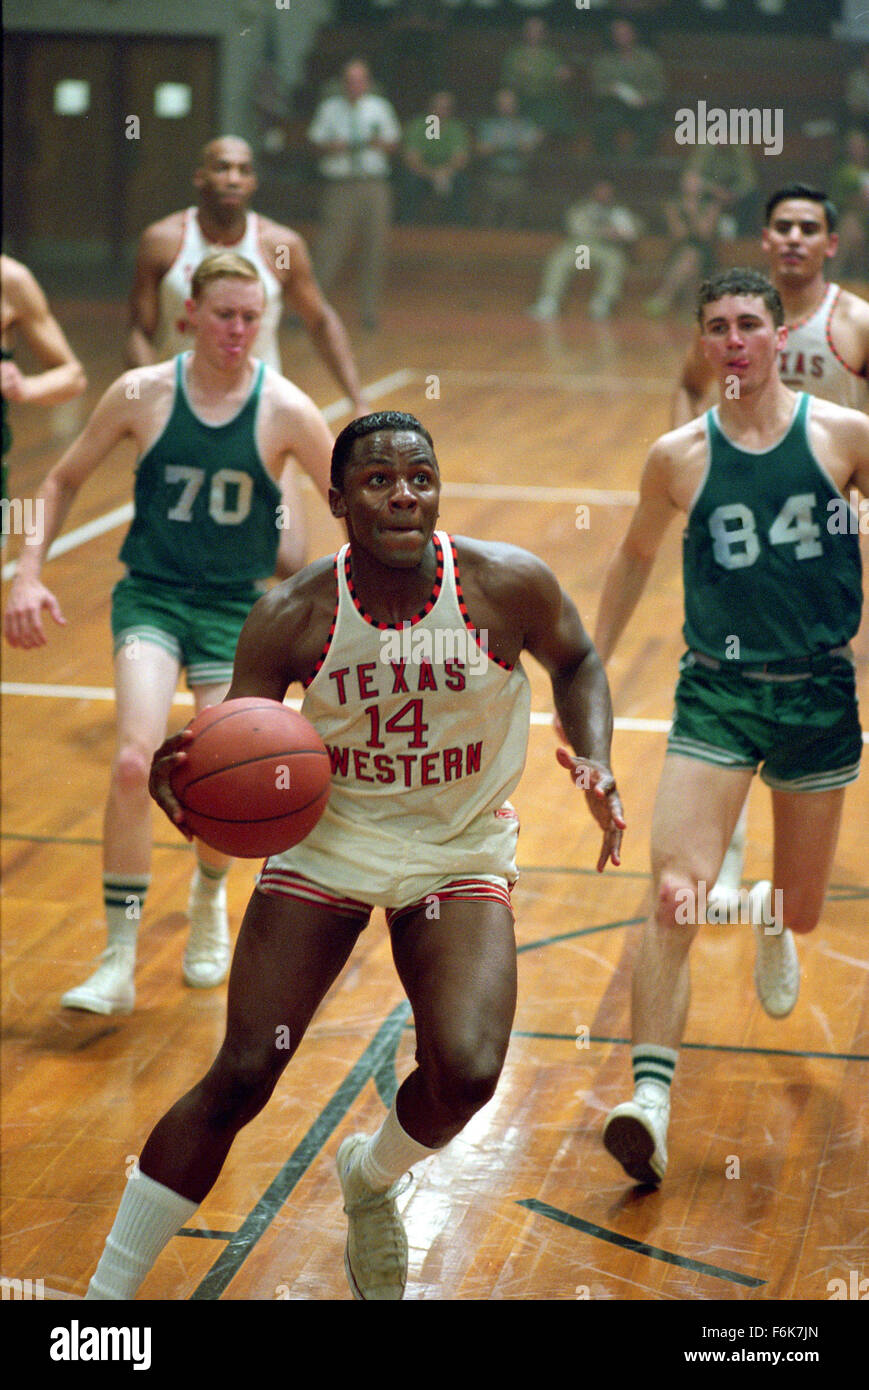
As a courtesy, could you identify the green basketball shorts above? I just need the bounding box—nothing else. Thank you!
[668,650,862,792]
[111,572,265,688]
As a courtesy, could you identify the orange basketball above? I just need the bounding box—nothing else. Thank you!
[170,698,331,858]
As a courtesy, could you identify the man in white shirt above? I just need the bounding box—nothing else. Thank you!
[308,60,401,331]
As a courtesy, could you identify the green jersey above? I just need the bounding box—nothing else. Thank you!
[120,354,281,590]
[683,393,863,662]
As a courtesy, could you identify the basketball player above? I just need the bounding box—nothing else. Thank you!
[672,184,869,905]
[595,268,866,1185]
[1,254,87,517]
[4,252,334,1015]
[84,410,625,1301]
[127,134,367,574]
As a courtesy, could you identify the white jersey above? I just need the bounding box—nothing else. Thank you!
[779,282,867,409]
[262,532,532,907]
[153,208,284,370]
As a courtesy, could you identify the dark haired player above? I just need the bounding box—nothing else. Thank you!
[595,269,867,1185]
[84,410,625,1301]
[672,185,869,905]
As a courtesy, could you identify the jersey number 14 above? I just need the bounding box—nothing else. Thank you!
[708,493,823,569]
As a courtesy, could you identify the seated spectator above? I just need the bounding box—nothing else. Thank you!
[591,18,666,160]
[527,180,641,322]
[398,91,471,225]
[830,130,869,280]
[644,168,722,317]
[686,143,760,236]
[476,89,543,229]
[500,16,575,138]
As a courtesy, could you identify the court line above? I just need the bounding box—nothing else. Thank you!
[428,368,674,394]
[518,1198,766,1289]
[1,369,417,582]
[5,685,866,746]
[510,1031,869,1064]
[190,1000,411,1300]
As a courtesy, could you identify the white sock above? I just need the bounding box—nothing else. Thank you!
[103,873,150,951]
[191,861,228,899]
[86,1168,198,1300]
[359,1103,439,1191]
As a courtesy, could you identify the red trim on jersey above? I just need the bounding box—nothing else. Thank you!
[344,532,445,629]
[302,556,340,689]
[825,287,867,380]
[450,538,514,671]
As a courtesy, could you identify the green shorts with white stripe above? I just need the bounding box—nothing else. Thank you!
[668,650,862,793]
[111,572,264,688]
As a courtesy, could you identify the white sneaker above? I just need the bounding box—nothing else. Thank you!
[61,945,136,1015]
[337,1134,409,1301]
[603,1082,669,1184]
[184,875,230,988]
[751,880,799,1018]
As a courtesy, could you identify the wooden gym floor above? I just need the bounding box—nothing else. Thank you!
[1,243,867,1311]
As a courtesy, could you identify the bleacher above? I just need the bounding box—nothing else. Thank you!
[257,16,853,279]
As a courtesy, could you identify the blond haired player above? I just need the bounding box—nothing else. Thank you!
[4,252,334,1014]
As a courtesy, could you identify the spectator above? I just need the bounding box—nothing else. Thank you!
[686,144,760,237]
[527,180,641,322]
[398,91,471,226]
[475,89,544,229]
[830,130,869,279]
[644,168,722,317]
[500,16,575,138]
[308,59,401,330]
[591,18,666,160]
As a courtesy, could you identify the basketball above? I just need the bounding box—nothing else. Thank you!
[170,698,331,858]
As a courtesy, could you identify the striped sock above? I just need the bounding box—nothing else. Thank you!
[631,1044,678,1097]
[103,873,150,949]
[192,859,228,897]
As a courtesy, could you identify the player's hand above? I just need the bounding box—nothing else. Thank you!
[149,727,195,840]
[3,577,66,647]
[555,745,625,872]
[0,360,28,402]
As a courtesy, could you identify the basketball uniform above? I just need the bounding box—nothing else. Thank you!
[112,353,281,683]
[778,283,867,410]
[259,532,532,911]
[153,210,283,370]
[670,393,863,788]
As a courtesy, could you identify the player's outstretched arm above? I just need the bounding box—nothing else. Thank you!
[4,374,141,647]
[671,325,714,427]
[519,554,625,871]
[1,257,87,405]
[264,222,368,415]
[594,438,678,666]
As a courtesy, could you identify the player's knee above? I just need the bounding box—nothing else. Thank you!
[203,1046,285,1130]
[656,870,702,934]
[424,1036,506,1120]
[112,743,152,797]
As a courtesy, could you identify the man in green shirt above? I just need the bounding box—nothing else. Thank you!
[591,18,666,160]
[398,91,470,225]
